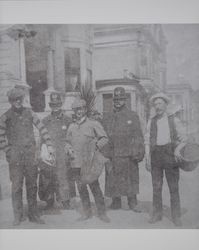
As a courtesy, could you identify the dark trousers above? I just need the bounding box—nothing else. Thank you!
[8,148,38,220]
[151,144,181,220]
[112,195,138,207]
[69,168,106,216]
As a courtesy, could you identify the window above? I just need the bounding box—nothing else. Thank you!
[28,72,46,112]
[175,94,183,106]
[65,48,80,92]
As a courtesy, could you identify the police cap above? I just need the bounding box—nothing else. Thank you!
[113,87,127,100]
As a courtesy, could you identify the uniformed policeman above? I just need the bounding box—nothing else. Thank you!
[102,87,145,212]
[41,92,75,210]
[0,87,54,226]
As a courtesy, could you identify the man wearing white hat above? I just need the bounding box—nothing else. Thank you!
[145,92,186,227]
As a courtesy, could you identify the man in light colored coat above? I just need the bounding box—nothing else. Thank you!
[65,98,110,223]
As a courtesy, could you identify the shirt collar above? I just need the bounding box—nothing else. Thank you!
[76,116,87,125]
[156,111,168,120]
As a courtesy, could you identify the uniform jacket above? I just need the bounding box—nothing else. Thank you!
[41,111,73,201]
[42,111,71,153]
[102,106,145,161]
[0,107,52,156]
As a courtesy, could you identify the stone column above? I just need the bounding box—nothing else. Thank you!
[15,35,31,108]
[131,89,137,112]
[80,46,87,87]
[135,31,141,78]
[44,47,56,111]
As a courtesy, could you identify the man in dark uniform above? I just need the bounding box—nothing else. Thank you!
[102,87,145,212]
[41,92,75,210]
[0,87,54,226]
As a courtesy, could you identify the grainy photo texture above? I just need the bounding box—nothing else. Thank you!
[0,24,199,229]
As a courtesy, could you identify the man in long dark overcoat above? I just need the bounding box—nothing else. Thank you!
[102,87,145,212]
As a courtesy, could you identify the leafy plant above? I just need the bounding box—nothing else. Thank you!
[79,85,96,117]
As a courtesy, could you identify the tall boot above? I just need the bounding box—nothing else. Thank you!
[44,198,54,210]
[128,195,141,213]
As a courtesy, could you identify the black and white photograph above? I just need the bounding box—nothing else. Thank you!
[0,23,199,230]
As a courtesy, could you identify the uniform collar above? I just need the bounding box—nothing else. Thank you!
[113,105,127,113]
[51,110,64,119]
[11,106,24,115]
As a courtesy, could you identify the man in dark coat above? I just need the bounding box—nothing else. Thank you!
[0,87,54,226]
[41,92,75,210]
[102,87,145,212]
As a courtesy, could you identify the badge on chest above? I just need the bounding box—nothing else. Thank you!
[62,125,67,130]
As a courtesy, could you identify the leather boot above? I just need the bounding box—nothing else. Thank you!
[29,214,45,224]
[44,198,54,210]
[148,214,162,224]
[62,200,71,210]
[128,196,141,213]
[98,213,111,223]
[109,197,122,210]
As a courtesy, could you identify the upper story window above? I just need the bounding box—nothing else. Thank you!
[65,48,80,92]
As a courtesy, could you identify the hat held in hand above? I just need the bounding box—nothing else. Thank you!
[40,144,55,167]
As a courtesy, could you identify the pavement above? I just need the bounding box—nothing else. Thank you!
[1,159,199,229]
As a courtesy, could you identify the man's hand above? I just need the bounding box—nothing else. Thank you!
[65,143,75,160]
[47,145,55,156]
[174,143,185,162]
[5,149,11,163]
[105,159,113,174]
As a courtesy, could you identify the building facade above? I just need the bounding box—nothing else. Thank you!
[0,24,167,127]
[166,82,197,139]
[93,24,167,125]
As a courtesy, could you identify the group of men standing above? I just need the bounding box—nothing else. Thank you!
[0,85,186,227]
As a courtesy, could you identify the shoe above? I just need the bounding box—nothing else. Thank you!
[109,203,121,210]
[29,215,45,224]
[20,215,26,222]
[148,215,162,224]
[98,214,111,223]
[129,204,142,213]
[77,213,92,221]
[13,218,21,226]
[44,199,54,210]
[173,217,182,227]
[109,197,122,210]
[62,200,72,210]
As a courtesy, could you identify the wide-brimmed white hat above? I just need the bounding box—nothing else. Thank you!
[150,92,170,104]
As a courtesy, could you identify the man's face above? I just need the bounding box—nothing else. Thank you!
[154,98,167,116]
[11,97,23,109]
[114,98,126,109]
[74,107,86,120]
